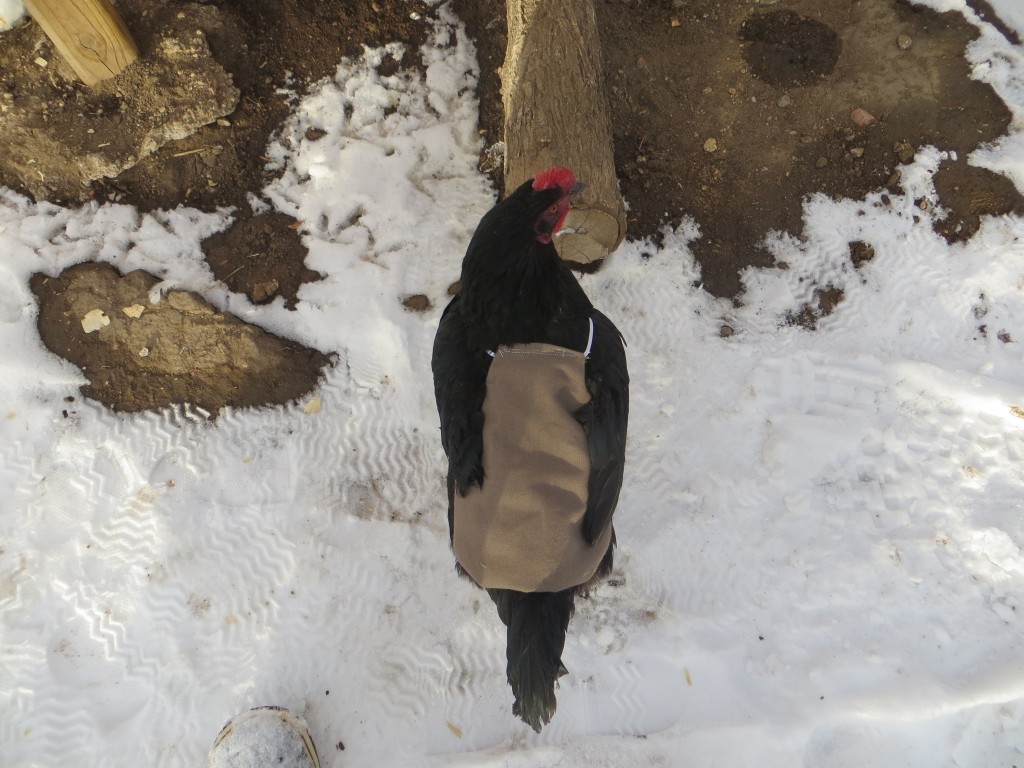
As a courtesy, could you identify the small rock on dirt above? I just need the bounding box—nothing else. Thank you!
[850,108,876,127]
[250,279,281,304]
[894,142,916,164]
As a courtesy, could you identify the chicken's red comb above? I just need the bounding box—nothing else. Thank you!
[532,166,576,192]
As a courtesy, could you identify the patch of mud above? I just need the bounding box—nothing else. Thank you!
[932,158,1024,242]
[970,289,1014,342]
[401,294,433,312]
[785,285,846,331]
[449,2,507,192]
[739,10,841,87]
[30,263,331,415]
[458,0,1022,298]
[967,0,1022,45]
[849,240,877,269]
[202,212,323,309]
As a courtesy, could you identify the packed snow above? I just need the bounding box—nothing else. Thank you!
[2,2,1023,766]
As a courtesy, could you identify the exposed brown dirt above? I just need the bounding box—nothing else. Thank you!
[457,0,1023,298]
[203,211,323,309]
[30,263,331,415]
[0,8,239,201]
[630,0,1019,299]
[0,0,433,213]
[3,0,1022,413]
[932,157,1024,241]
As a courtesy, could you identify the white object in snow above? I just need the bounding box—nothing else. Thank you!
[207,707,320,768]
[0,0,26,30]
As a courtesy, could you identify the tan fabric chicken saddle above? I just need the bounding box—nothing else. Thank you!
[453,327,612,593]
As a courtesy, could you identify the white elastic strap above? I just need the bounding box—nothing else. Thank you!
[485,316,593,358]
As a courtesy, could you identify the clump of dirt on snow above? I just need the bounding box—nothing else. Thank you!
[30,262,331,416]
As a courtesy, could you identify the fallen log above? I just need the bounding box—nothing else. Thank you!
[501,0,626,267]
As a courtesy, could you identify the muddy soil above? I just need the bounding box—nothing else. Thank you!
[30,262,331,415]
[3,0,1022,413]
[457,0,1024,297]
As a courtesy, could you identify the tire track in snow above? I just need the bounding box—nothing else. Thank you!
[1,684,100,767]
[595,268,696,364]
[3,582,158,767]
[340,375,441,517]
[439,625,508,749]
[549,651,688,741]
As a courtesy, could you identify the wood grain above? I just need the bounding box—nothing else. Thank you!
[24,0,138,85]
[502,0,626,264]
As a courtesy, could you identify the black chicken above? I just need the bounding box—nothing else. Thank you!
[431,167,629,731]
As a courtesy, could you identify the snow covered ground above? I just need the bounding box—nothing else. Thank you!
[2,1,1024,766]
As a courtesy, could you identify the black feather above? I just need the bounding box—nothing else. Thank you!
[487,588,575,732]
[580,310,629,545]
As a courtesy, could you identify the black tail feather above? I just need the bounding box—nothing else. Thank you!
[487,588,576,732]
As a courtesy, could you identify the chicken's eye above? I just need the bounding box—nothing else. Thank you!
[548,204,559,214]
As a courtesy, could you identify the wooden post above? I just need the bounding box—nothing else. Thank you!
[23,0,138,86]
[502,0,626,266]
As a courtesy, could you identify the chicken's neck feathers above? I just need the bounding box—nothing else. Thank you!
[459,241,591,351]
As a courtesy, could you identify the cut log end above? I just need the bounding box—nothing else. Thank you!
[502,0,627,263]
[23,0,139,86]
[555,206,622,266]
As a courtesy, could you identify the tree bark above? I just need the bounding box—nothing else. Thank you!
[23,0,137,86]
[501,0,625,266]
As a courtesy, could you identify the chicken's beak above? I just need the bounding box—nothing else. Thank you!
[569,180,586,201]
